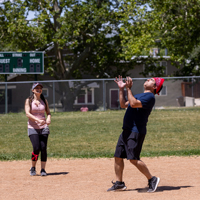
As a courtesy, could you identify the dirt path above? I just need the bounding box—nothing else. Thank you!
[1,156,200,200]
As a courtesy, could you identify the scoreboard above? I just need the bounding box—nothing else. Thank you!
[0,52,44,74]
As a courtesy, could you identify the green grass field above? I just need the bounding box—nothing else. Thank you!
[0,107,200,161]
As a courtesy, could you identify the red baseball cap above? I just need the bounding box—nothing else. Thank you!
[153,78,165,95]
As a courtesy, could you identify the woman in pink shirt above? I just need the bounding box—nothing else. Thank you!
[25,82,51,176]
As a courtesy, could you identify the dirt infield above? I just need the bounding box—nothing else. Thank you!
[1,156,200,200]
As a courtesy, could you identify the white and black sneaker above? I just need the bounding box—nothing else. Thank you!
[147,176,160,192]
[30,167,36,176]
[40,169,47,176]
[107,181,127,192]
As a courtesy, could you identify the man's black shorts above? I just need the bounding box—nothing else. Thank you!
[114,130,146,160]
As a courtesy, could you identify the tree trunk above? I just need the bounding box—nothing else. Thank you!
[57,80,94,111]
[58,82,75,111]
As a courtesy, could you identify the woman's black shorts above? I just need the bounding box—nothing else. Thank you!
[114,130,146,160]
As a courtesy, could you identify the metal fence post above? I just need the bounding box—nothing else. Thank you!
[53,82,55,112]
[5,82,7,114]
[5,75,8,114]
[103,80,105,111]
[192,77,194,97]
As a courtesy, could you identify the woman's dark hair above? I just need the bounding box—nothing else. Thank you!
[28,93,47,112]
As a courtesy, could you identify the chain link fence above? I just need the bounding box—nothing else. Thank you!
[0,76,200,113]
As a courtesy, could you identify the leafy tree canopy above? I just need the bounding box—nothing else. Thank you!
[0,0,146,110]
[119,0,200,76]
[0,0,144,80]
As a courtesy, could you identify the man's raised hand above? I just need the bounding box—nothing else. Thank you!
[125,77,133,89]
[114,75,126,89]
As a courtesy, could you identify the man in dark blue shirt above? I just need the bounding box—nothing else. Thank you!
[107,76,164,193]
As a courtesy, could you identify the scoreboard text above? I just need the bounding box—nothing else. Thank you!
[0,52,44,74]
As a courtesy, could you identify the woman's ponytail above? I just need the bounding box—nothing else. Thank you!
[40,93,47,112]
[27,93,34,110]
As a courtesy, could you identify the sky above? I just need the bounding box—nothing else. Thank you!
[27,11,35,20]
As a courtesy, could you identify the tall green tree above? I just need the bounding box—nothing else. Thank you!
[0,0,140,110]
[118,1,167,77]
[148,0,200,76]
[119,0,200,76]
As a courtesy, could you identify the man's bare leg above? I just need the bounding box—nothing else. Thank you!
[129,159,152,180]
[114,157,124,182]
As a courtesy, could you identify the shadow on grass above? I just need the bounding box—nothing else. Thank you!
[126,185,192,193]
[47,172,69,176]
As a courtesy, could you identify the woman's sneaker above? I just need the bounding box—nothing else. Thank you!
[107,181,127,191]
[40,169,47,176]
[30,167,36,176]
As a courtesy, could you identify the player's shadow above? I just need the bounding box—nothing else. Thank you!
[126,185,192,193]
[47,172,69,176]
